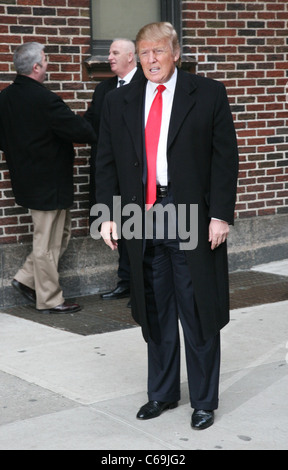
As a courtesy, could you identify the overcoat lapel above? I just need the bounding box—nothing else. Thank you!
[167,71,197,150]
[122,78,146,163]
[122,71,197,162]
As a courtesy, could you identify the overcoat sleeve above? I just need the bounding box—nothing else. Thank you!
[48,93,97,144]
[209,83,239,225]
[95,95,120,218]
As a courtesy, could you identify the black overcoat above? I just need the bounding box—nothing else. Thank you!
[0,75,96,210]
[96,69,239,341]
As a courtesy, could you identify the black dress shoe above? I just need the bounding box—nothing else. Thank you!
[137,400,178,420]
[39,302,81,315]
[12,279,36,303]
[191,409,214,430]
[101,285,130,300]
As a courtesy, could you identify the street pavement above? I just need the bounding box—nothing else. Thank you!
[0,260,287,451]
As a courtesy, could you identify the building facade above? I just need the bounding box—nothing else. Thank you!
[0,0,287,305]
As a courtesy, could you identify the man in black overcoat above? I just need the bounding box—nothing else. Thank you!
[95,23,239,430]
[0,42,96,314]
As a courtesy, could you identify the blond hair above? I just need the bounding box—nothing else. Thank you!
[136,22,181,65]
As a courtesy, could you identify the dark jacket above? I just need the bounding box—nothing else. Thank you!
[0,75,96,210]
[95,69,239,341]
[84,68,144,139]
[84,68,144,209]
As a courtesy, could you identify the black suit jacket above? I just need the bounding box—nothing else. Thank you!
[0,75,96,210]
[84,68,144,139]
[96,68,239,341]
[84,68,144,209]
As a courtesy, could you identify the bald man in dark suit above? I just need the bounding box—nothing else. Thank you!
[85,39,143,301]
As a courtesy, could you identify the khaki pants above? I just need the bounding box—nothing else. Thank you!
[15,209,71,310]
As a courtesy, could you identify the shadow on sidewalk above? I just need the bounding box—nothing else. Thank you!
[1,270,288,336]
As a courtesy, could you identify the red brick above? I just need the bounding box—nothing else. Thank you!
[1,0,288,240]
[19,0,42,4]
[44,0,66,5]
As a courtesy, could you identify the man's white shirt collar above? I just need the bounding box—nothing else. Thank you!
[147,67,178,95]
[118,67,138,86]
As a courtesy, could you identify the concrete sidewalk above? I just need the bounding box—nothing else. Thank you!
[0,261,287,450]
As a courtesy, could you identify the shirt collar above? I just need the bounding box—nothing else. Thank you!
[147,67,178,95]
[118,67,138,85]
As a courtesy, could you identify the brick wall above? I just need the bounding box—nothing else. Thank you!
[0,0,94,244]
[0,0,287,246]
[182,0,288,219]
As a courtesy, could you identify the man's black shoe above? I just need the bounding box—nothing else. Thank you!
[39,302,81,315]
[12,279,36,303]
[137,400,178,420]
[101,285,130,300]
[191,410,214,430]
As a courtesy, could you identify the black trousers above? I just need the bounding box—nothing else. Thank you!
[117,238,130,289]
[143,192,221,411]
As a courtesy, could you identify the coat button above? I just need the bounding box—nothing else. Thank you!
[134,162,139,167]
[131,196,137,202]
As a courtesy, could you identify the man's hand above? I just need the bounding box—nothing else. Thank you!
[209,219,229,251]
[100,221,118,251]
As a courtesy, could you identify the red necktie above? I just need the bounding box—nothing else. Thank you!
[145,85,166,210]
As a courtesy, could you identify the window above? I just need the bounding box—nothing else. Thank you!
[88,0,182,68]
[86,1,196,80]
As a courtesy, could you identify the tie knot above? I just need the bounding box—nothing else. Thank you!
[157,85,166,94]
[119,80,125,87]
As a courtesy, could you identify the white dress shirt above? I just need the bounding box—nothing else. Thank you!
[117,67,138,87]
[145,68,178,186]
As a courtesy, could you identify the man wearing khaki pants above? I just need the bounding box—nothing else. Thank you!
[0,42,96,313]
[14,210,72,312]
